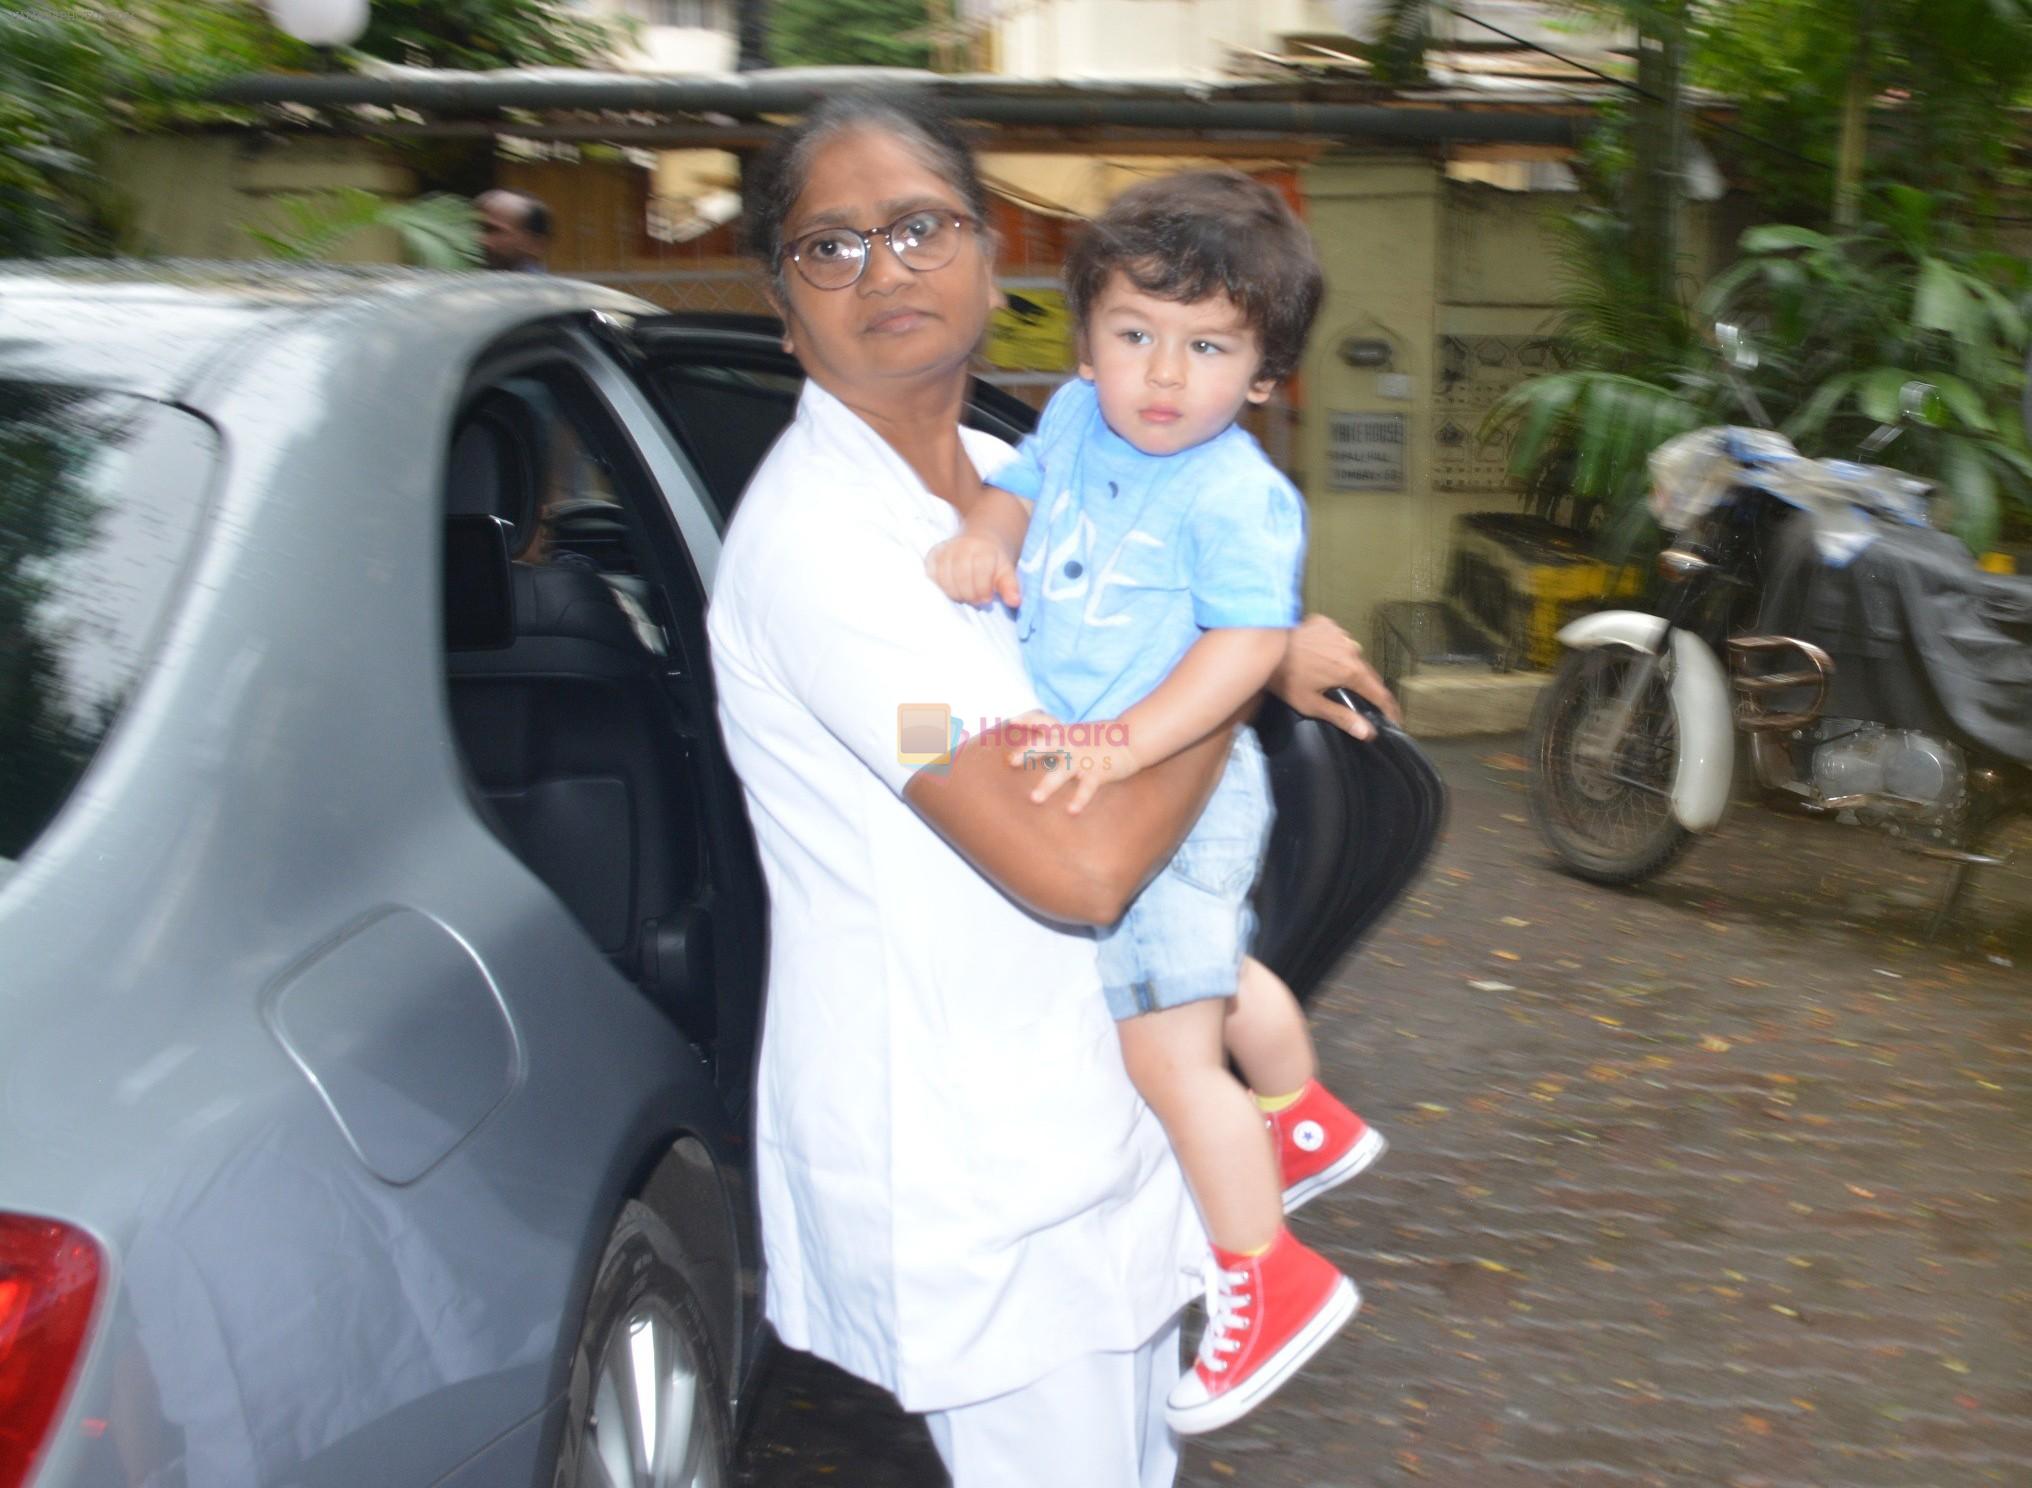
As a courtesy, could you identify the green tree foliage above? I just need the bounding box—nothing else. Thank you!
[768,0,932,70]
[243,187,482,267]
[350,0,624,70]
[1697,0,2032,226]
[1387,0,2032,550]
[1494,201,2032,553]
[0,0,626,258]
[1,0,323,254]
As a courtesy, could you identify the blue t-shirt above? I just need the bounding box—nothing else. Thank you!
[989,378,1306,725]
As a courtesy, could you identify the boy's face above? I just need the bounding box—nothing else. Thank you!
[1078,272,1277,457]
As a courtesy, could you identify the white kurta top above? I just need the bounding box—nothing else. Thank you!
[707,381,1203,1411]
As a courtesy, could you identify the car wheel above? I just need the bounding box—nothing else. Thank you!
[552,1200,733,1488]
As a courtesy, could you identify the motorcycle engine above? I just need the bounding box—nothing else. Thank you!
[1807,721,1966,824]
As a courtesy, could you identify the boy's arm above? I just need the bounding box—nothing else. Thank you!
[928,482,1031,608]
[1016,627,1284,811]
[1118,628,1285,768]
[961,482,1032,555]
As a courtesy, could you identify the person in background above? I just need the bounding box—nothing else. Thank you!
[476,189,551,273]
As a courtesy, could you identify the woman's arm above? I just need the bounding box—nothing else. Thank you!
[1270,614,1401,739]
[906,710,1240,926]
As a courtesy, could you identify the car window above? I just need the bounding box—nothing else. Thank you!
[0,382,217,876]
[645,362,803,529]
[642,350,1041,530]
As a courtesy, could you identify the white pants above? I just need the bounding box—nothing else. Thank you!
[922,1315,1184,1488]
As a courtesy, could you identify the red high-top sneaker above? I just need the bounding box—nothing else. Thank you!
[1267,1081,1386,1214]
[1165,1231,1359,1435]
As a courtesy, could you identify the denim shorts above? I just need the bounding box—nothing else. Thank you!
[1099,726,1273,1021]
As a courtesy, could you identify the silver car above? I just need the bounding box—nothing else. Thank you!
[2,264,783,1488]
[0,264,1444,1488]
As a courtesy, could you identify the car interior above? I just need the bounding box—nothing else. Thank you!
[441,361,728,1057]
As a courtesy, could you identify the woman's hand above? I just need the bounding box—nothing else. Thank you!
[927,530,1021,609]
[1270,614,1401,741]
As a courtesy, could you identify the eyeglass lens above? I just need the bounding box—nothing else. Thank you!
[793,212,961,288]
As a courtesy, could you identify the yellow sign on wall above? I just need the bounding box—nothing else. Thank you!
[985,289,1075,372]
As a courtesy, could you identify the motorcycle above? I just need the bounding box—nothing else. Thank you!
[1527,332,2032,929]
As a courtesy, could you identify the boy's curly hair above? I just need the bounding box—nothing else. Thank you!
[1065,170,1325,382]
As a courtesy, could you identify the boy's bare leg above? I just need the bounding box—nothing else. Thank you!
[1225,955,1316,1099]
[1117,999,1282,1255]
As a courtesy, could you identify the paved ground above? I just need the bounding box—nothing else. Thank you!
[734,735,2031,1488]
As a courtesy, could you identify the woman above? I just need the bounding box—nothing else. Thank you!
[707,95,1398,1485]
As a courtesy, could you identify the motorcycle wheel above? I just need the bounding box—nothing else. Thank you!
[1529,646,1695,885]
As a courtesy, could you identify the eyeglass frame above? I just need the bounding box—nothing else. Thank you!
[778,210,982,291]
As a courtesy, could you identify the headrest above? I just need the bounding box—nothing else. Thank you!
[445,384,551,549]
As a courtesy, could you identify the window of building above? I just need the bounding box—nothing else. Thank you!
[636,0,727,28]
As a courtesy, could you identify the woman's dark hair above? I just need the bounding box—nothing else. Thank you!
[742,93,991,287]
[1065,170,1325,382]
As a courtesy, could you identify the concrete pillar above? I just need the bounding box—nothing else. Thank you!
[1298,152,1447,651]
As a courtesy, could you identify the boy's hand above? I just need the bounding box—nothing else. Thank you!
[1004,713,1142,814]
[927,531,1022,608]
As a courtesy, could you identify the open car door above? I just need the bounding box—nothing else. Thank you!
[618,312,1446,1005]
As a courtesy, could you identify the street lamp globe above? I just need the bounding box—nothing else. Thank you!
[266,0,371,47]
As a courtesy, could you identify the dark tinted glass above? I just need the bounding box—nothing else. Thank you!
[646,363,803,527]
[1,383,218,866]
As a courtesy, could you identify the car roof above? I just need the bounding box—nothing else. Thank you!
[0,259,643,403]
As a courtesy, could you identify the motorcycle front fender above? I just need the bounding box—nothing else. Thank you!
[1556,611,1735,832]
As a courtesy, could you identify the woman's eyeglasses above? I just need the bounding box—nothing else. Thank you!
[781,211,979,291]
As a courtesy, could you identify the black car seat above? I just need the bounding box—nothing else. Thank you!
[442,387,703,1014]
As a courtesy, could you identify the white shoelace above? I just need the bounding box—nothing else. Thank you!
[1193,1255,1254,1374]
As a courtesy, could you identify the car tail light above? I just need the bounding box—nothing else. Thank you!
[0,1215,102,1488]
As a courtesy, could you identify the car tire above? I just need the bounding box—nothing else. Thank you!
[551,1199,733,1488]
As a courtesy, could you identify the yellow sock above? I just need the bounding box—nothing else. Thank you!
[1237,1240,1273,1258]
[1254,1085,1308,1114]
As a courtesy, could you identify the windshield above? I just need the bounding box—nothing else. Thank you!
[1,382,219,877]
